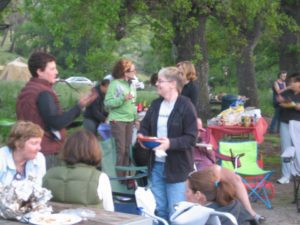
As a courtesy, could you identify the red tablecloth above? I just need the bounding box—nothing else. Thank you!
[207,117,268,150]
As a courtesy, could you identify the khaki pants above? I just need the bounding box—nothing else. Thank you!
[110,121,133,177]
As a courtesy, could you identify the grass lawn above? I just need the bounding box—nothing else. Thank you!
[0,48,21,65]
[260,133,281,176]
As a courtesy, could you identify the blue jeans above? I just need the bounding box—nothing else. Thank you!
[269,107,280,132]
[280,122,292,179]
[150,162,186,222]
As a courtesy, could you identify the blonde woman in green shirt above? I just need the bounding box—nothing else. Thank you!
[104,59,138,177]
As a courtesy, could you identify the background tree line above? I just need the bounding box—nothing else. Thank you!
[1,0,300,121]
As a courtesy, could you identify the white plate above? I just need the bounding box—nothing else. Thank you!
[29,213,82,225]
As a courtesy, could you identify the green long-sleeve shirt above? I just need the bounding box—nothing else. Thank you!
[104,79,137,122]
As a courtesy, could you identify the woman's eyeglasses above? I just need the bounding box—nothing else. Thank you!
[156,79,172,84]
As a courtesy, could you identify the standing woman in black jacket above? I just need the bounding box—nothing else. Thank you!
[138,67,198,222]
[176,61,199,112]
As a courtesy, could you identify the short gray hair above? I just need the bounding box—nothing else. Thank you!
[158,67,184,93]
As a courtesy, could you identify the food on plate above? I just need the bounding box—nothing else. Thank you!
[138,136,158,141]
[280,101,297,108]
[29,213,82,225]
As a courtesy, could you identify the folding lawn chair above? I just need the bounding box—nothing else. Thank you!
[99,138,148,214]
[194,125,244,172]
[0,118,15,127]
[219,141,273,209]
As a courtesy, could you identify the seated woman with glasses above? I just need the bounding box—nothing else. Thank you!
[186,166,257,225]
[0,121,45,186]
[43,129,114,211]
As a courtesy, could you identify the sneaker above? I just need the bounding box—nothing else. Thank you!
[254,214,266,224]
[277,176,290,184]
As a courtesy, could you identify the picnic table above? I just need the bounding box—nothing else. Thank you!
[0,202,152,225]
[207,117,268,150]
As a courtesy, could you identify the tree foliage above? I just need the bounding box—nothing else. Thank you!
[2,0,300,118]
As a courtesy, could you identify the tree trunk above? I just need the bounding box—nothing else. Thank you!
[197,16,210,122]
[173,15,210,122]
[236,45,258,107]
[235,19,262,107]
[1,29,8,47]
[279,1,300,74]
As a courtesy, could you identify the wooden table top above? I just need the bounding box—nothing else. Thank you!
[0,202,152,225]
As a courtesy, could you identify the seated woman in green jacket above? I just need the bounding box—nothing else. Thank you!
[43,129,114,211]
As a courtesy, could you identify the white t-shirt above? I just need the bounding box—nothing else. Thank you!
[97,172,114,211]
[156,100,176,162]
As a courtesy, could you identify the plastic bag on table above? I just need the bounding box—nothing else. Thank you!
[97,123,112,140]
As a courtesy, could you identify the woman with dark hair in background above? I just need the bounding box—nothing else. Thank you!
[268,71,287,133]
[43,129,114,211]
[150,73,158,87]
[176,61,199,112]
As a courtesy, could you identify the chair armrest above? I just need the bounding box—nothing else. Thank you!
[115,165,148,172]
[109,172,148,181]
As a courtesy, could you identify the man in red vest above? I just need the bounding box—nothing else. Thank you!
[16,52,96,169]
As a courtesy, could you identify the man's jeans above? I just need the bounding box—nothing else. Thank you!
[269,107,280,133]
[150,162,186,222]
[280,122,292,179]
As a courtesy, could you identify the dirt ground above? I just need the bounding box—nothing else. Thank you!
[250,124,300,224]
[252,182,300,225]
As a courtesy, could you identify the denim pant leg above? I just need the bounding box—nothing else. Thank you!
[150,162,169,221]
[280,122,292,179]
[166,181,186,217]
[269,107,280,132]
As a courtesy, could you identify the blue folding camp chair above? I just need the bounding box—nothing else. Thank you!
[219,141,273,209]
[99,138,148,214]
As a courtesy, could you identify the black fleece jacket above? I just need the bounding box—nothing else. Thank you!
[139,95,198,183]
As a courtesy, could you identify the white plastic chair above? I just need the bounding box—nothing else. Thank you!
[170,201,237,225]
[135,186,169,225]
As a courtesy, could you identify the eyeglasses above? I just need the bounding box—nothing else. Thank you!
[127,69,136,73]
[156,79,172,84]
